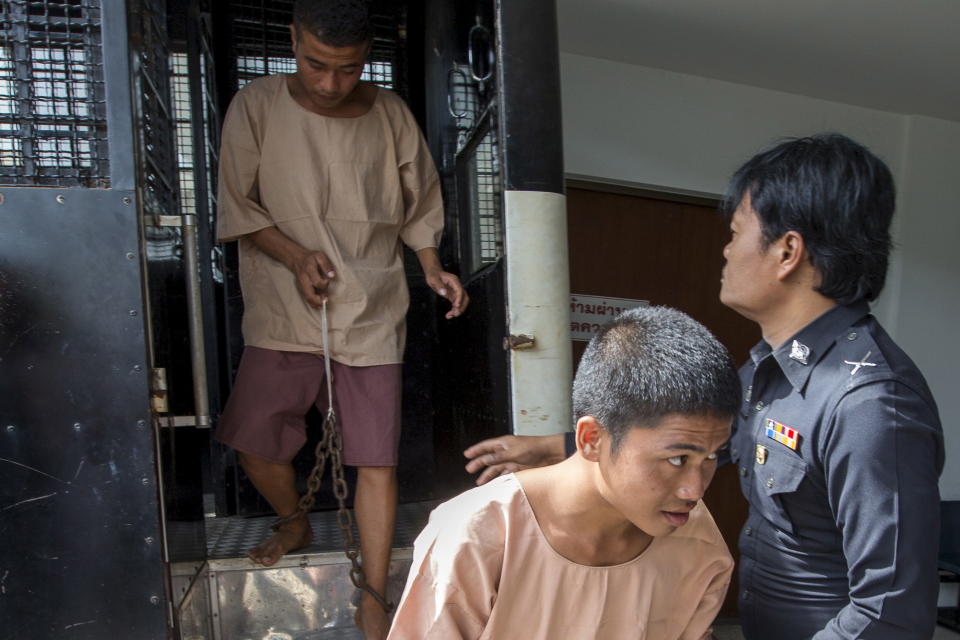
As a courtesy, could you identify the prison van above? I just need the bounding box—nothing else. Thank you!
[0,1,756,638]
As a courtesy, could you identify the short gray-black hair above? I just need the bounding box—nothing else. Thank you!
[572,306,740,453]
[293,0,372,47]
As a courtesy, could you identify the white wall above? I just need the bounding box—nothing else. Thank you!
[892,116,960,500]
[560,52,959,498]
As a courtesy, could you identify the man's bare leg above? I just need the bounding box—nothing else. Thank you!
[353,465,398,640]
[237,451,313,566]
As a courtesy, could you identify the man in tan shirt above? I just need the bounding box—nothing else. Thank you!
[389,307,737,639]
[215,2,466,638]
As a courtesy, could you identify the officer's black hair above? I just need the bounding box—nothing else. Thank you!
[720,133,895,304]
[293,0,372,47]
[572,306,740,455]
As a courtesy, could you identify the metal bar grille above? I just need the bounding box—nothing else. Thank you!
[132,0,177,216]
[0,0,108,187]
[171,34,223,282]
[170,53,197,214]
[469,125,503,269]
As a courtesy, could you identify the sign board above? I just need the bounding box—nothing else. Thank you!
[570,294,649,342]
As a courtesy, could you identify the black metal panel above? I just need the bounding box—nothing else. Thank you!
[496,0,564,194]
[0,187,165,638]
[101,0,134,190]
[420,0,511,494]
[432,261,510,497]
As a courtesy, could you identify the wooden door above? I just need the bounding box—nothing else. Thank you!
[567,183,759,616]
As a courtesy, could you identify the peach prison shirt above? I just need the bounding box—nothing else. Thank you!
[217,75,443,365]
[389,474,734,640]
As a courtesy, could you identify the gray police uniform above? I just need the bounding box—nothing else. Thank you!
[731,302,944,639]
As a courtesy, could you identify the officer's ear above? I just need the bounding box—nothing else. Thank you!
[775,230,808,281]
[577,416,604,462]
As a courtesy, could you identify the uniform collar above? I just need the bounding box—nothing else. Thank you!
[749,301,871,393]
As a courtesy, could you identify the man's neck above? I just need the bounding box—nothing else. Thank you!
[287,76,376,117]
[757,291,837,350]
[518,456,652,566]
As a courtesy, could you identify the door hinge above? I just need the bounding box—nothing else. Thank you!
[151,367,169,414]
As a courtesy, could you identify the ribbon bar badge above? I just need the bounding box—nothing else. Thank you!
[765,418,799,451]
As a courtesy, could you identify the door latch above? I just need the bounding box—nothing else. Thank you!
[504,334,535,351]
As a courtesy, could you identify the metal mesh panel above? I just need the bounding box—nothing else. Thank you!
[171,43,223,283]
[170,53,196,215]
[469,126,503,269]
[228,0,403,94]
[134,0,178,216]
[458,114,503,275]
[0,0,108,187]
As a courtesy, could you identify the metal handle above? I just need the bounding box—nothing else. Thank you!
[180,214,211,427]
[467,22,494,84]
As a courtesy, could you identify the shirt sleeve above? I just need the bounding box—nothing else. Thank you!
[812,379,942,639]
[216,84,275,243]
[392,101,444,252]
[387,503,503,640]
[678,549,733,640]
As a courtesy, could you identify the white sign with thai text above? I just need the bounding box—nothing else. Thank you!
[570,294,649,342]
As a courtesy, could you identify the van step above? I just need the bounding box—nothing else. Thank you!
[175,501,437,640]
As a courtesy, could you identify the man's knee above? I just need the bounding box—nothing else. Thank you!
[237,449,279,472]
[356,465,397,485]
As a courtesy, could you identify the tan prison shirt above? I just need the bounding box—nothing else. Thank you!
[388,474,733,640]
[217,75,443,365]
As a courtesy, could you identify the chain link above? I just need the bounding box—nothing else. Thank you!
[270,300,393,614]
[270,407,394,614]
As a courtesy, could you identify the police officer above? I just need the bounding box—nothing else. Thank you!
[718,134,943,638]
[464,134,944,639]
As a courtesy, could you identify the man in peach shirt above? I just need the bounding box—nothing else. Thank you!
[215,2,466,638]
[388,306,738,639]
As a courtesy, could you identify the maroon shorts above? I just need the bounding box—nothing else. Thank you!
[215,347,402,466]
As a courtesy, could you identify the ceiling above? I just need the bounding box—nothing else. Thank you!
[555,0,960,122]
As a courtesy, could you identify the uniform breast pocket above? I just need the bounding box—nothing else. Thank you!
[755,446,807,534]
[325,161,401,225]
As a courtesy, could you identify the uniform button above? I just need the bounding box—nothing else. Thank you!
[847,332,858,341]
[732,448,738,458]
[755,401,765,411]
[743,590,751,600]
[745,527,753,536]
[740,466,748,477]
[766,478,774,489]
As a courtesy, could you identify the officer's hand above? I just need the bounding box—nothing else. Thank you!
[464,434,567,485]
[294,250,335,308]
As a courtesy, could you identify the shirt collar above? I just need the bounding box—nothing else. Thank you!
[749,301,871,393]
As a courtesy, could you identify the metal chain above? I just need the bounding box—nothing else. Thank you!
[270,302,394,615]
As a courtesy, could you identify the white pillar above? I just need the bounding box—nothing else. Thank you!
[504,189,573,436]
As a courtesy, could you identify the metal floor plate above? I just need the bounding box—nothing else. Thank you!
[173,502,440,639]
[206,500,438,559]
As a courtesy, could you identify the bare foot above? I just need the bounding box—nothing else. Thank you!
[355,594,391,640]
[247,516,313,566]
